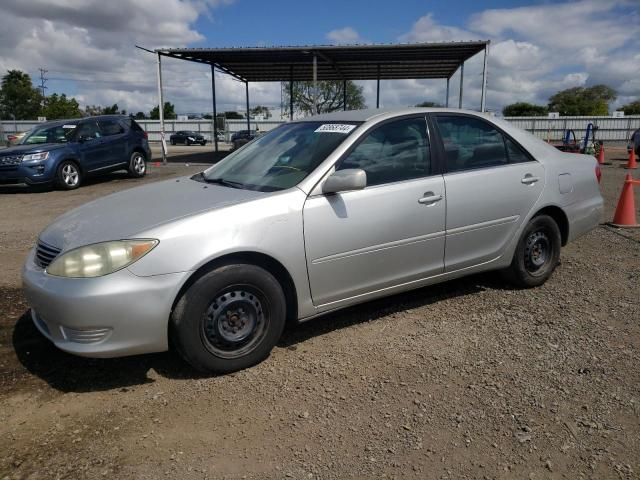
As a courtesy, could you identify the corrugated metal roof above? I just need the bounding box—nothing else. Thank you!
[157,41,488,82]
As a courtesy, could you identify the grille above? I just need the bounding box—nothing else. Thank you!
[35,240,61,269]
[61,326,112,344]
[0,155,23,166]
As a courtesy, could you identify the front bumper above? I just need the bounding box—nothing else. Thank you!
[0,161,55,185]
[22,249,191,358]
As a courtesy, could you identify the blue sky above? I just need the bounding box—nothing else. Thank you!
[0,0,638,115]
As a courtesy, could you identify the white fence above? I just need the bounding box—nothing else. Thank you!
[503,115,640,143]
[2,116,638,144]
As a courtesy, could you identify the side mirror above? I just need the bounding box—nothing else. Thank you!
[322,168,367,194]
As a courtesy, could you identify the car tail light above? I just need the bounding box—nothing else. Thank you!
[8,135,16,141]
[595,164,602,184]
[143,131,148,139]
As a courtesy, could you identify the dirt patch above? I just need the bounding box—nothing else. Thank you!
[0,151,638,479]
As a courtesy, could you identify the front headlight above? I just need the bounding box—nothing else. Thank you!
[22,152,49,162]
[46,239,158,278]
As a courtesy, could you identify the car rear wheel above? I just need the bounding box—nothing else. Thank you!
[128,151,147,178]
[186,138,191,146]
[56,160,82,190]
[170,139,176,145]
[504,214,561,288]
[171,264,286,374]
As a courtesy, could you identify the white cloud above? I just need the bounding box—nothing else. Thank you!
[0,0,638,116]
[326,27,364,44]
[400,14,478,43]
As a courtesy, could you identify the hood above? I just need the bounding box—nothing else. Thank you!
[39,176,266,251]
[0,143,67,155]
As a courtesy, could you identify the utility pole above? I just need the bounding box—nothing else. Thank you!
[38,68,48,98]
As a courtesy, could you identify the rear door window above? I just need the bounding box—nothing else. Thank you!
[98,120,125,136]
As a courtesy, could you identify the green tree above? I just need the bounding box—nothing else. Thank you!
[42,93,81,119]
[0,70,42,119]
[250,105,271,119]
[103,103,119,114]
[203,113,213,119]
[134,111,146,119]
[415,101,442,108]
[149,101,176,120]
[620,100,640,115]
[84,105,103,116]
[502,102,549,117]
[284,80,365,116]
[548,85,616,116]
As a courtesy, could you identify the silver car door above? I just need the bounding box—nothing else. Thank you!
[303,116,446,307]
[433,114,545,271]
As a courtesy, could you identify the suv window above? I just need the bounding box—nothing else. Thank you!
[435,115,531,172]
[98,120,125,136]
[337,117,431,186]
[75,121,101,141]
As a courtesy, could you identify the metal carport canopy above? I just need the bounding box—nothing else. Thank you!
[152,41,490,163]
[157,41,489,82]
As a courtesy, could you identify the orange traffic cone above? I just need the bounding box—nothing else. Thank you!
[597,145,605,165]
[627,148,637,169]
[611,174,640,228]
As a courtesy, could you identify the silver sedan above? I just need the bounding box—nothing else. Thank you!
[23,108,603,373]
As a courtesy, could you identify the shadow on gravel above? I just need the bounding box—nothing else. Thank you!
[12,272,507,393]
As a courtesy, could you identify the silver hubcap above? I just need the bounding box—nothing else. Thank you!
[62,164,79,186]
[202,288,267,359]
[133,155,145,174]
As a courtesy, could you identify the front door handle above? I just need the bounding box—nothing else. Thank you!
[418,192,443,205]
[521,174,540,185]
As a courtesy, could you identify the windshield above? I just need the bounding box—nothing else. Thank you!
[202,121,360,191]
[22,123,78,145]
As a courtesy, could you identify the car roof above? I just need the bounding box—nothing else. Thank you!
[37,115,129,128]
[293,107,496,123]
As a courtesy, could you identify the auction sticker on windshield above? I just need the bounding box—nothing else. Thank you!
[62,125,77,129]
[314,124,357,134]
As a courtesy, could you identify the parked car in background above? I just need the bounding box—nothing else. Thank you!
[0,115,150,189]
[628,128,639,155]
[230,129,257,150]
[5,131,29,147]
[23,108,603,374]
[170,131,207,146]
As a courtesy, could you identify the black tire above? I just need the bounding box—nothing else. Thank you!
[171,264,286,374]
[186,138,191,146]
[170,139,176,146]
[56,160,82,190]
[504,215,561,288]
[201,140,207,146]
[127,151,147,178]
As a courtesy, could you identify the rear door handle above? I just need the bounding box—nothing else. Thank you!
[521,175,540,185]
[418,192,443,205]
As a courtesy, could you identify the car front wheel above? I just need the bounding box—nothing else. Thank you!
[56,160,82,190]
[171,263,286,374]
[504,214,561,288]
[128,151,147,178]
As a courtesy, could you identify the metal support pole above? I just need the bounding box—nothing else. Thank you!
[480,43,489,112]
[376,64,380,108]
[343,79,347,111]
[289,65,294,120]
[245,81,250,133]
[312,54,318,114]
[445,78,450,108]
[156,52,166,165]
[211,65,218,153]
[458,62,464,109]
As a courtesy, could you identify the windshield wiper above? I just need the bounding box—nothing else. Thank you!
[203,176,246,189]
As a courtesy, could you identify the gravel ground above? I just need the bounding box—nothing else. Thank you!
[0,149,638,480]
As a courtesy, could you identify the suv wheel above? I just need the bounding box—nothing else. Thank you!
[128,151,147,178]
[56,160,82,190]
